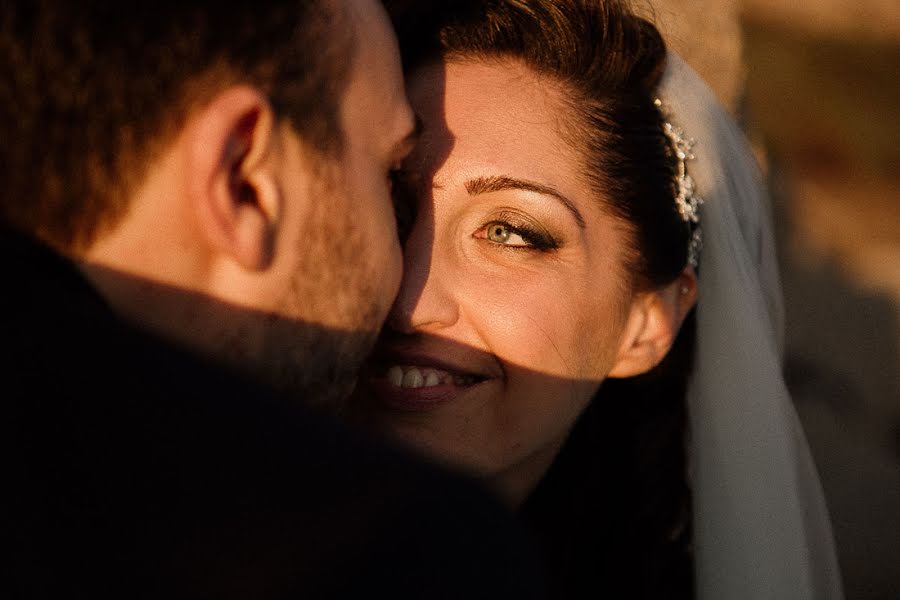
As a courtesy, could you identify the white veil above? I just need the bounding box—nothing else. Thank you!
[658,54,844,600]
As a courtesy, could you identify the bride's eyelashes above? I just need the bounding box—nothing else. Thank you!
[473,210,559,252]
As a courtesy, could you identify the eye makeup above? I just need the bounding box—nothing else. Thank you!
[474,209,560,252]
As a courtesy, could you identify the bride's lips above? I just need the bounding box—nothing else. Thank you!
[363,347,500,411]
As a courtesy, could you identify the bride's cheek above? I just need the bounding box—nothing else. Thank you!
[484,289,575,373]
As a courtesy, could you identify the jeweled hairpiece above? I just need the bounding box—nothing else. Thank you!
[655,98,703,268]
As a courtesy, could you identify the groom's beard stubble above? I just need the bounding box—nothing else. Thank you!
[220,183,386,413]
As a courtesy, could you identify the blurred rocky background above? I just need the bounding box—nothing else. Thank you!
[646,1,899,598]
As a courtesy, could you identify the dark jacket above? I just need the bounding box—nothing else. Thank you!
[1,229,543,599]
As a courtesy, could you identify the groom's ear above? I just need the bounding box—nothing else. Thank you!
[186,86,281,272]
[608,268,697,378]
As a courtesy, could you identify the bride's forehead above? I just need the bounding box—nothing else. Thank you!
[410,59,568,129]
[408,60,578,169]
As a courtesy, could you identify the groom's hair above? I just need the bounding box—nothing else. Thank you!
[0,0,354,252]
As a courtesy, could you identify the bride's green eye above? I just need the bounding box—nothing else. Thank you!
[474,221,559,252]
[486,223,529,247]
[476,217,559,251]
[487,223,530,246]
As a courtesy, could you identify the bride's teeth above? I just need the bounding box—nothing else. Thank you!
[402,368,425,389]
[387,366,404,388]
[384,365,479,389]
[424,370,441,387]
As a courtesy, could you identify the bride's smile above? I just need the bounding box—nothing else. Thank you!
[364,338,500,408]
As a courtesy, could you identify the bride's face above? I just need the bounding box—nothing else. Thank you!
[357,58,646,502]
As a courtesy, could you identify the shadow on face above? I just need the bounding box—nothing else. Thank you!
[80,263,382,413]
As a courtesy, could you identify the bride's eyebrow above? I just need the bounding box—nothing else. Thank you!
[464,175,586,229]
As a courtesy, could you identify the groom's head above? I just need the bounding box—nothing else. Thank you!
[0,0,417,404]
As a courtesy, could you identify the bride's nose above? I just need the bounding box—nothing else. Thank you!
[387,221,459,334]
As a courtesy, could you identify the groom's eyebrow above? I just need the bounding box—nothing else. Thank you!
[464,175,586,229]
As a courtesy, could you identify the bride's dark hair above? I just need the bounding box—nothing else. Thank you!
[386,0,695,597]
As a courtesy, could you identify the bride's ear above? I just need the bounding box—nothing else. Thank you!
[608,268,698,378]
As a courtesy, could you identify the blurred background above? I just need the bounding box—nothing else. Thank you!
[646,1,899,598]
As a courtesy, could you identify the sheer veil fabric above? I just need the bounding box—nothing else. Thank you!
[659,54,844,599]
